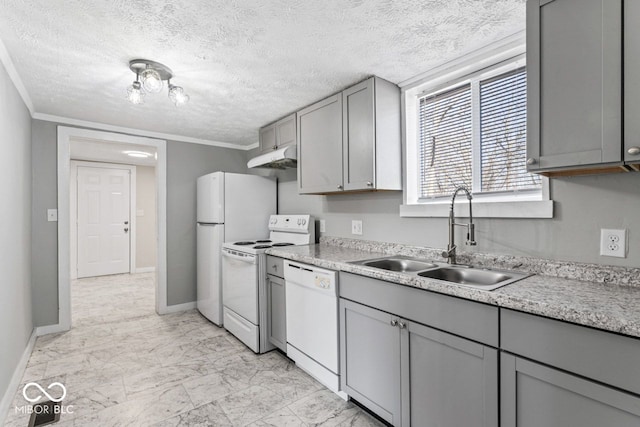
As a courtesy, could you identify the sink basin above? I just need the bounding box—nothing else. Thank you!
[350,255,530,291]
[418,267,529,291]
[353,256,438,273]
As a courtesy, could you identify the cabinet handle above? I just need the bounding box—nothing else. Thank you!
[526,158,537,165]
[398,321,406,329]
[271,264,277,271]
[628,147,640,156]
[337,185,343,190]
[366,181,373,187]
[273,145,278,150]
[390,319,398,327]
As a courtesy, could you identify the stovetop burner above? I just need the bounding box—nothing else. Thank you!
[253,245,272,249]
[272,242,294,247]
[234,241,255,245]
[256,239,272,243]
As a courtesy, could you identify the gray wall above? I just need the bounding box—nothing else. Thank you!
[166,141,248,305]
[31,121,59,326]
[257,160,640,268]
[31,120,250,325]
[0,62,33,404]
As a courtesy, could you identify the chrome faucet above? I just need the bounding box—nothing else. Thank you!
[442,186,477,264]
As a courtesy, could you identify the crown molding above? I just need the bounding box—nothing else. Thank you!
[33,113,258,150]
[0,38,34,114]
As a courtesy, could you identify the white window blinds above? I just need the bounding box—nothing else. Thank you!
[480,67,540,192]
[419,84,472,199]
[418,66,540,199]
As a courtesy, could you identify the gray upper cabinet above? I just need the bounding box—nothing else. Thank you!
[259,113,296,154]
[297,94,344,193]
[625,1,640,168]
[298,76,401,194]
[526,0,623,174]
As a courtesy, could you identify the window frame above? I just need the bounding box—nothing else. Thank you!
[400,37,552,219]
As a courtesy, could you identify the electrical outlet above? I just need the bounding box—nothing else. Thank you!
[600,228,626,258]
[351,220,363,235]
[47,209,58,222]
[319,219,326,233]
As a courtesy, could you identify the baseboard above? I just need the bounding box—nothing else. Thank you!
[0,329,37,423]
[160,301,196,314]
[135,267,156,273]
[35,323,68,336]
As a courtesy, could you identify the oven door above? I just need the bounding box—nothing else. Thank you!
[222,248,259,324]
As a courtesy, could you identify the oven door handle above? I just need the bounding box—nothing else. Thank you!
[222,249,257,264]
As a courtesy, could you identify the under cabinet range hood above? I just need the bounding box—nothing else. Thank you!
[247,145,297,169]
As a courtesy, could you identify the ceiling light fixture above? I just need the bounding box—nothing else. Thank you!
[127,59,189,106]
[123,150,153,158]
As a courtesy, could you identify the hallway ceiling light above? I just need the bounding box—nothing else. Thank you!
[127,59,189,106]
[124,150,152,158]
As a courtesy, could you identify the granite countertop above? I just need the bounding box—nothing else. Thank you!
[265,240,640,339]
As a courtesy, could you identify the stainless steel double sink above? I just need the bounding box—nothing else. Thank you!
[350,255,530,291]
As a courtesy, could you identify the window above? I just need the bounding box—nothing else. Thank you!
[402,47,552,219]
[418,67,540,200]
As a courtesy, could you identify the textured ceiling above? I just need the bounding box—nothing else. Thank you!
[0,0,525,147]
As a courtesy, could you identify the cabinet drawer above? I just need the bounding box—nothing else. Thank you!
[340,272,499,347]
[501,308,640,395]
[266,255,284,278]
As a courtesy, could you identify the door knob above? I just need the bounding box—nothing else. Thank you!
[628,147,640,156]
[526,158,537,165]
[366,181,373,187]
[398,321,407,329]
[124,228,129,233]
[337,184,343,190]
[390,319,398,327]
[124,221,129,225]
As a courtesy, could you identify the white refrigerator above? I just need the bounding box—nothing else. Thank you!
[196,171,277,325]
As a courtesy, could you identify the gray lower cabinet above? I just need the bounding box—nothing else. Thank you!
[625,0,640,167]
[340,299,402,425]
[340,298,498,427]
[406,321,498,427]
[501,353,640,427]
[266,256,286,352]
[526,0,622,174]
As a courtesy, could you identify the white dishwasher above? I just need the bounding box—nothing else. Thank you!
[285,261,346,399]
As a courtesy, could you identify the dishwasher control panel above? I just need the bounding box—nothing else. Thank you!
[284,261,338,295]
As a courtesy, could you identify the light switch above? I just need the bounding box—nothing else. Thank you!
[47,209,58,222]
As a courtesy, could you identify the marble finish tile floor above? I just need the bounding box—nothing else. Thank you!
[3,273,384,427]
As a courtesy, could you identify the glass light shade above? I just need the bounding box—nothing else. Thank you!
[140,68,163,93]
[126,81,145,104]
[168,84,190,106]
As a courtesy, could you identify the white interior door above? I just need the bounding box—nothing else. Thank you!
[77,166,131,278]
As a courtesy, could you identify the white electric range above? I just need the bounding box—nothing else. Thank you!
[221,214,315,353]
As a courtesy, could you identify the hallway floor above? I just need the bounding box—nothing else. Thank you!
[3,273,383,426]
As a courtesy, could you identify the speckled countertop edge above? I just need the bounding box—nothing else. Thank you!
[265,239,640,339]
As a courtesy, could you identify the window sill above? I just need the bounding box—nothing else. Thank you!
[400,200,553,219]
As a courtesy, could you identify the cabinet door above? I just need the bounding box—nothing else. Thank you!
[297,94,343,194]
[343,78,375,191]
[259,123,277,154]
[276,114,296,149]
[625,0,640,166]
[501,353,640,427]
[267,275,286,352]
[527,0,621,171]
[404,321,498,427]
[340,299,402,426]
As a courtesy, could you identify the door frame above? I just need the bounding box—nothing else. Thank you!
[53,126,168,334]
[70,161,137,280]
